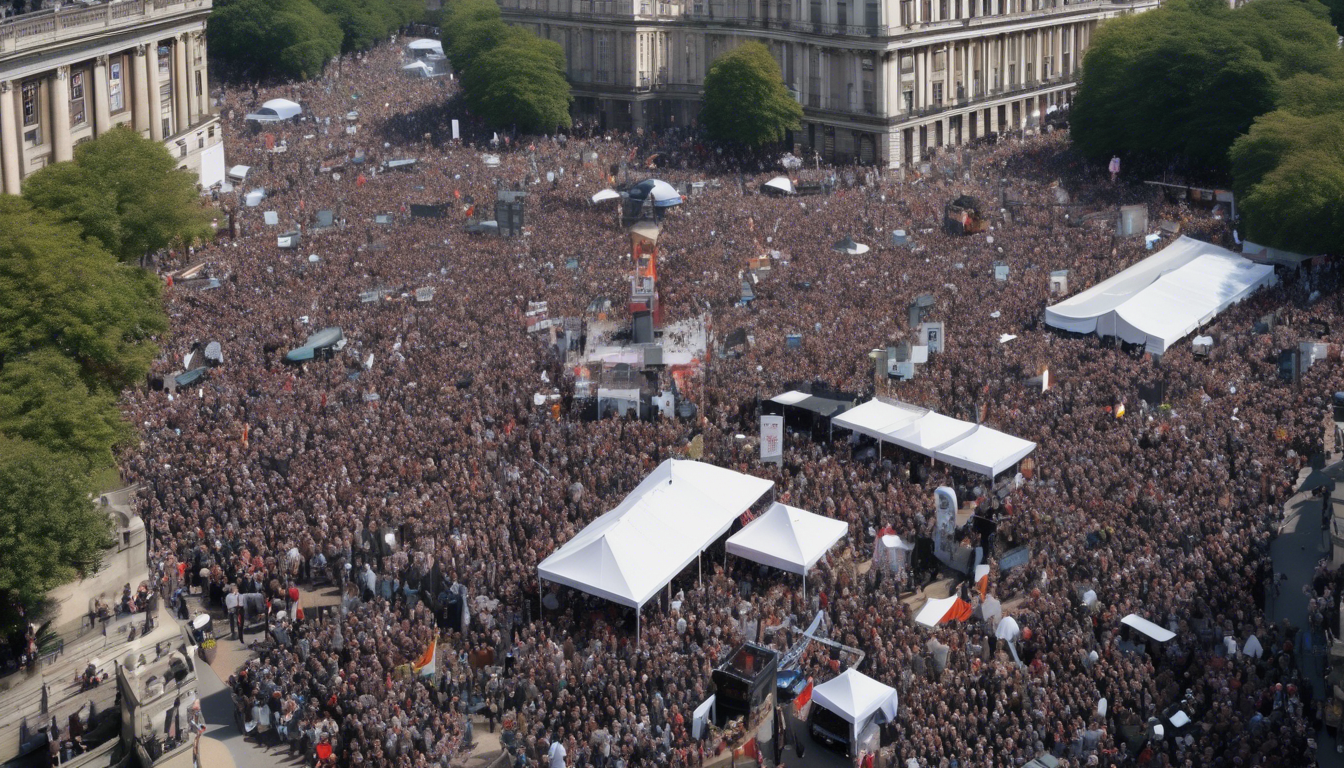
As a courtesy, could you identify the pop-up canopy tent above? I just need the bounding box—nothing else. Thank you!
[246,98,302,122]
[726,502,846,601]
[831,399,1036,478]
[402,61,432,77]
[810,669,899,748]
[284,327,344,363]
[407,38,445,57]
[761,176,796,195]
[832,237,870,255]
[538,459,772,634]
[591,188,621,204]
[1046,236,1275,354]
[628,178,683,208]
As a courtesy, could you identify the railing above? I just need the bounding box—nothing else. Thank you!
[684,13,893,36]
[0,0,211,56]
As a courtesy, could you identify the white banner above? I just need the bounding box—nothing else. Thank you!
[760,415,784,461]
[933,486,958,567]
[451,119,460,141]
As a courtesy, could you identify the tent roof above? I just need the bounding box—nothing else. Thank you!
[538,460,773,608]
[1122,614,1175,643]
[832,237,870,255]
[934,424,1037,477]
[726,502,848,575]
[630,179,682,207]
[834,400,1034,478]
[771,390,811,405]
[591,188,621,203]
[762,176,795,194]
[261,99,302,118]
[810,669,898,732]
[1046,236,1276,353]
[407,38,444,52]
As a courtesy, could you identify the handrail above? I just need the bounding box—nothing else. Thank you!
[0,0,210,56]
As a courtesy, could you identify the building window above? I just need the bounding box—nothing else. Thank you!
[901,55,914,73]
[195,70,203,97]
[902,89,913,111]
[21,80,39,127]
[932,82,943,104]
[110,59,125,112]
[70,71,86,126]
[837,0,847,27]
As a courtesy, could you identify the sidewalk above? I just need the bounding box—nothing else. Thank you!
[1271,448,1343,768]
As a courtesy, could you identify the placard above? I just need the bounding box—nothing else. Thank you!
[451,119,460,141]
[999,546,1031,571]
[933,487,958,567]
[760,415,783,462]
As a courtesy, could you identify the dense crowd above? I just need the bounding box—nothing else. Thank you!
[119,40,1344,768]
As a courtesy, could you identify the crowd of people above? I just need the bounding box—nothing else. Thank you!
[117,38,1344,768]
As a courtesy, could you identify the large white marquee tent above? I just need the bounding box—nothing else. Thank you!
[537,459,773,632]
[1045,236,1276,354]
[725,502,847,600]
[831,399,1036,478]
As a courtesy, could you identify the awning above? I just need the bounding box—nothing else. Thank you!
[762,176,795,195]
[726,502,847,576]
[933,425,1037,478]
[591,188,621,204]
[833,399,1035,478]
[1121,614,1175,643]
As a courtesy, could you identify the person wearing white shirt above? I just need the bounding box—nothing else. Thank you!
[548,738,566,768]
[224,588,240,640]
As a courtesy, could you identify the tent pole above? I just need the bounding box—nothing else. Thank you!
[803,572,807,605]
[698,554,702,588]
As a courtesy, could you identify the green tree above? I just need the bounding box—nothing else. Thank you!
[0,196,167,389]
[317,0,423,53]
[0,350,129,473]
[209,0,343,80]
[700,42,802,148]
[443,0,512,72]
[0,436,113,617]
[1231,110,1344,253]
[461,35,572,132]
[23,126,214,264]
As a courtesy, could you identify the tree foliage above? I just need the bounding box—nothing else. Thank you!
[443,0,512,72]
[701,41,802,148]
[209,0,344,81]
[462,35,573,132]
[0,196,167,389]
[0,349,129,474]
[0,436,113,613]
[23,127,213,263]
[315,0,423,53]
[1072,0,1342,174]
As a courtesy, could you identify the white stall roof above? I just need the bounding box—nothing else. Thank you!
[934,425,1037,478]
[1121,614,1176,643]
[263,211,279,226]
[886,411,976,454]
[830,399,925,442]
[770,390,812,406]
[1046,236,1275,353]
[726,503,848,575]
[227,165,250,181]
[538,460,773,608]
[810,669,899,743]
[407,38,445,55]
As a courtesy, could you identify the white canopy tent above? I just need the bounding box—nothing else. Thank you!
[831,399,1035,478]
[934,425,1037,478]
[1121,614,1176,643]
[402,61,432,77]
[725,502,847,601]
[407,38,445,56]
[810,669,899,746]
[762,176,796,195]
[260,98,302,119]
[591,188,621,204]
[1046,236,1276,353]
[538,459,773,634]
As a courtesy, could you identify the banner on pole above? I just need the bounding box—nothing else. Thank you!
[760,414,784,462]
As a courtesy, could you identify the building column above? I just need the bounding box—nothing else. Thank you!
[147,42,164,141]
[913,47,923,108]
[132,44,151,136]
[173,34,189,133]
[0,82,20,194]
[51,67,72,163]
[93,55,112,135]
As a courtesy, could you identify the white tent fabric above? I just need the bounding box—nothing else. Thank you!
[538,460,773,608]
[1121,614,1176,643]
[934,425,1037,478]
[407,39,445,55]
[995,616,1021,641]
[762,176,796,194]
[726,502,847,575]
[261,99,302,119]
[227,165,250,181]
[771,390,811,406]
[833,399,1035,478]
[590,189,621,203]
[1046,236,1276,353]
[809,669,899,744]
[402,61,432,76]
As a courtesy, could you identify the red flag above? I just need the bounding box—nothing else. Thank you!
[453,189,461,200]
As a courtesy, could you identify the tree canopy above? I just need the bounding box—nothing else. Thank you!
[700,42,802,148]
[461,34,573,132]
[443,0,573,133]
[1072,0,1342,174]
[315,0,423,53]
[0,436,113,617]
[209,0,344,81]
[0,196,166,389]
[0,349,129,474]
[23,127,213,263]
